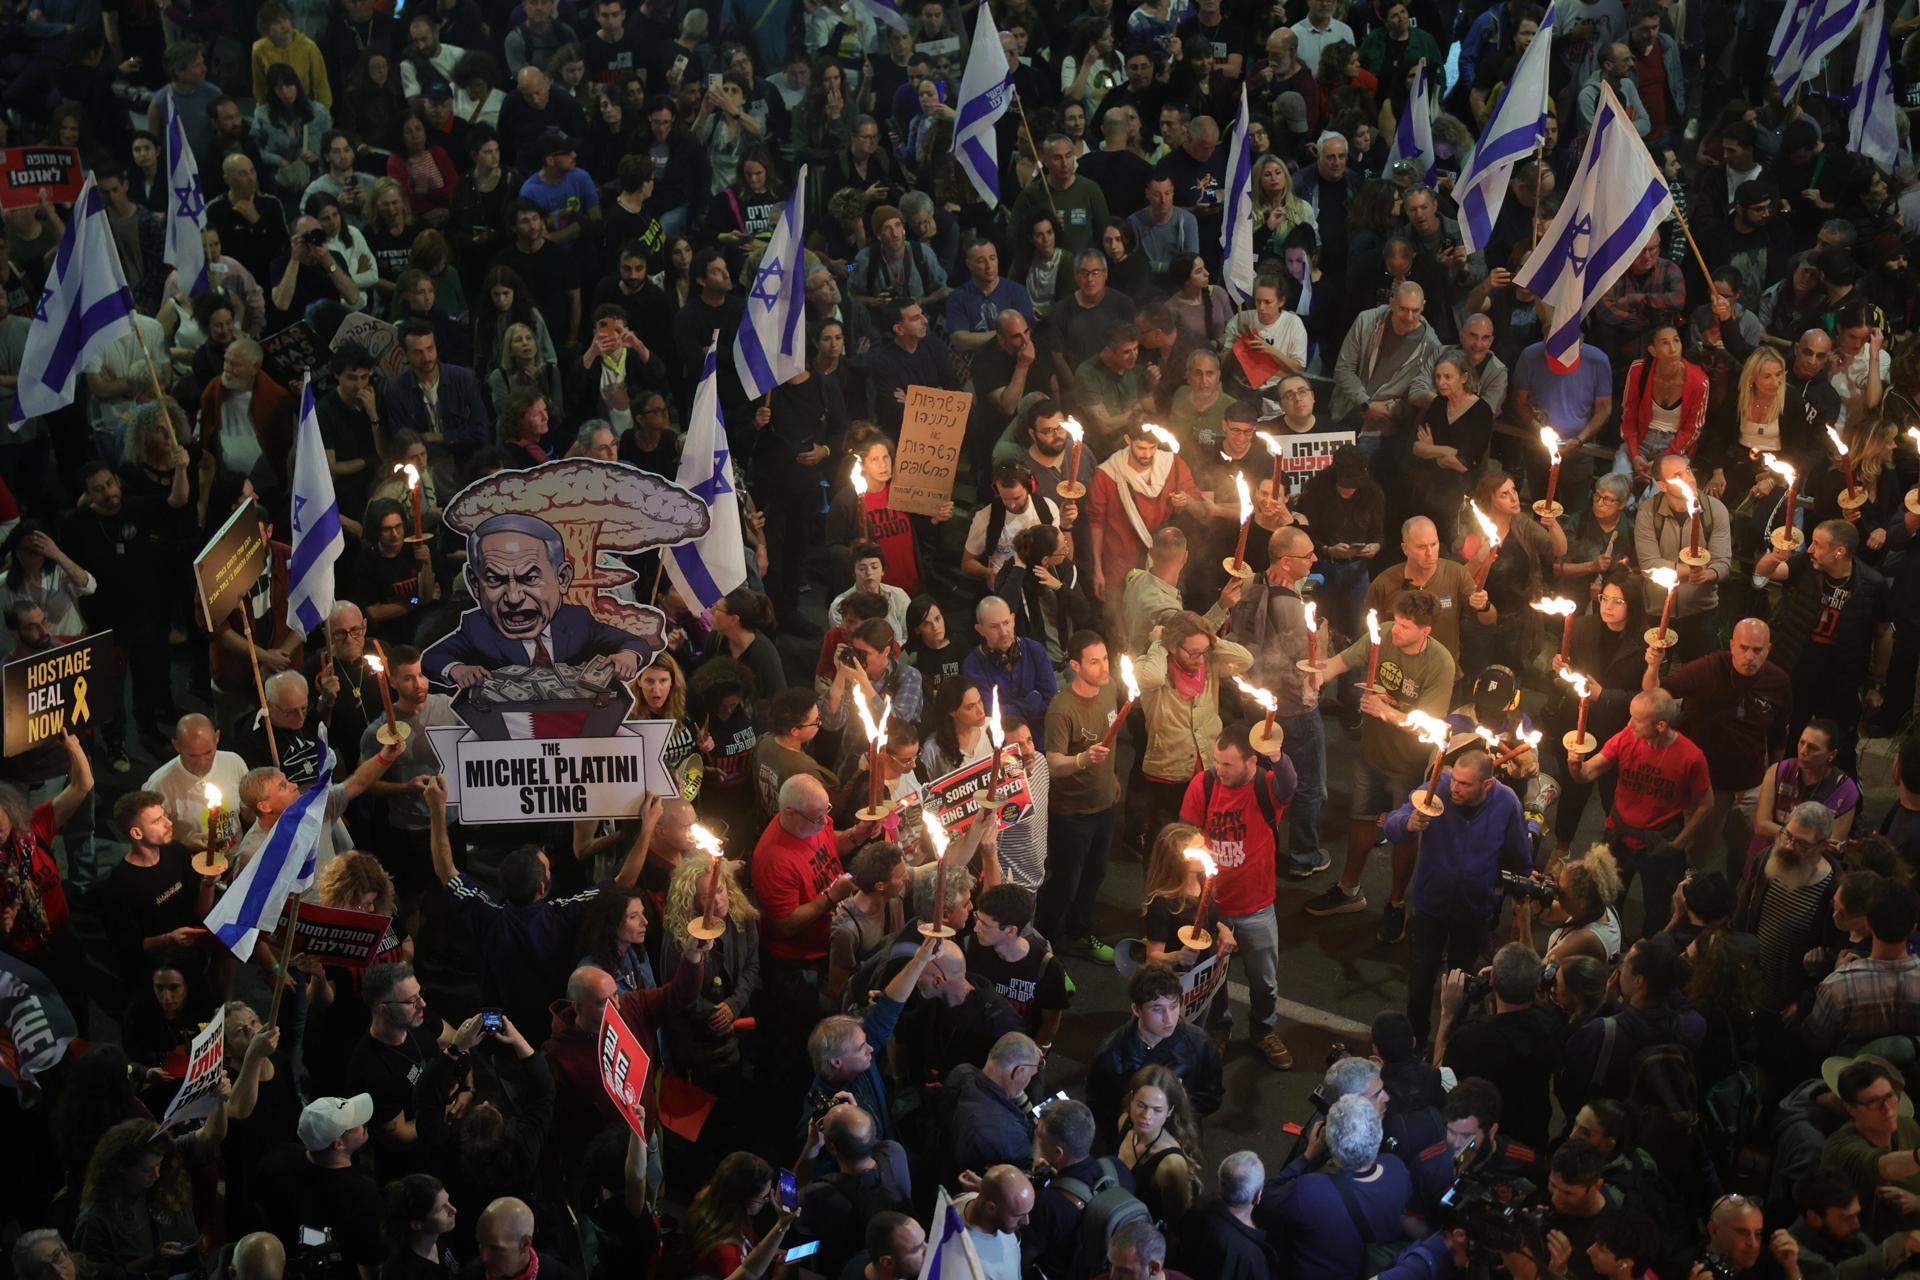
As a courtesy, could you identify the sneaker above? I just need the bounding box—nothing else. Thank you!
[1082,936,1115,963]
[1253,1030,1294,1070]
[1376,901,1407,944]
[1304,884,1367,916]
[1287,849,1333,878]
[105,741,131,774]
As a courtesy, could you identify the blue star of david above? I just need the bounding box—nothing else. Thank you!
[291,492,308,534]
[1567,213,1595,276]
[174,177,205,223]
[688,449,734,504]
[749,257,786,308]
[33,287,51,323]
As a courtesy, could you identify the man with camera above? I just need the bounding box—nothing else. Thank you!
[268,214,361,326]
[1430,943,1566,1150]
[1383,747,1532,1049]
[1255,1093,1412,1279]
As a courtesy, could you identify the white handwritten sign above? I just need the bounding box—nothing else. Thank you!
[888,385,971,516]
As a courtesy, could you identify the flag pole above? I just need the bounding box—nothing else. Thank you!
[244,519,281,766]
[1528,140,1548,250]
[265,896,301,1024]
[1011,88,1059,219]
[100,229,175,416]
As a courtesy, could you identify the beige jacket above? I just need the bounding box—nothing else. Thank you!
[1134,635,1254,782]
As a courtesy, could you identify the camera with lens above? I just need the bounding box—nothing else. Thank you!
[835,644,860,669]
[300,227,329,247]
[1697,1255,1739,1280]
[1538,959,1559,993]
[1463,969,1493,1005]
[1439,1169,1545,1257]
[1306,1042,1353,1113]
[1499,870,1559,905]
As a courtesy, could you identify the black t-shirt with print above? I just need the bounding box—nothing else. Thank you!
[962,936,1070,1033]
[100,843,202,978]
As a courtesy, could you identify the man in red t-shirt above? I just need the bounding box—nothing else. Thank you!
[1178,723,1299,1070]
[1566,688,1711,939]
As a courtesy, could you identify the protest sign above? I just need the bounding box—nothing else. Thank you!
[599,1000,651,1138]
[0,952,77,1104]
[330,311,408,381]
[921,753,1033,836]
[294,903,393,969]
[1179,952,1229,1023]
[194,500,270,631]
[1266,431,1357,497]
[887,385,970,515]
[3,632,114,757]
[0,148,82,211]
[260,321,326,391]
[426,721,682,823]
[159,1010,225,1130]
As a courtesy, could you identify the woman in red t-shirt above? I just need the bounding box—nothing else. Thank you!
[824,433,949,597]
[687,1151,776,1277]
[0,734,94,1024]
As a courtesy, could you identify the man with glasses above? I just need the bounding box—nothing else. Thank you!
[1823,1056,1920,1238]
[345,960,461,1176]
[754,687,834,821]
[1054,251,1138,384]
[1331,282,1440,451]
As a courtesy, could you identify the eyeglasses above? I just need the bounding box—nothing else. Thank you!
[381,993,426,1008]
[1711,1194,1761,1216]
[1850,1087,1901,1112]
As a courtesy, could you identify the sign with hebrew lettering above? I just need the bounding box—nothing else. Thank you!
[0,148,81,210]
[193,499,270,632]
[887,385,971,516]
[3,632,114,757]
[599,999,651,1137]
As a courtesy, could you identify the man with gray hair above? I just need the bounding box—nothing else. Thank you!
[944,1031,1043,1181]
[1011,132,1112,258]
[1256,1093,1410,1273]
[231,669,324,783]
[1568,688,1713,939]
[1155,116,1226,248]
[1732,800,1843,1007]
[1331,282,1441,445]
[1174,1151,1280,1278]
[1430,941,1562,1147]
[1104,1220,1180,1280]
[1028,1098,1137,1278]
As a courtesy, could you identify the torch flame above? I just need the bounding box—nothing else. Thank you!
[1304,602,1319,634]
[1234,471,1254,525]
[920,810,949,861]
[1908,427,1920,453]
[1538,426,1561,458]
[1763,454,1797,486]
[1468,500,1502,549]
[850,459,869,497]
[1517,727,1544,751]
[688,824,725,857]
[1672,477,1698,518]
[1475,725,1501,751]
[202,782,222,807]
[1256,430,1284,457]
[1648,566,1680,592]
[1530,596,1577,618]
[1558,667,1594,701]
[1183,837,1218,879]
[364,652,385,675]
[1231,675,1277,714]
[851,684,889,750]
[1402,709,1452,749]
[1827,426,1849,457]
[395,462,420,490]
[985,686,1003,750]
[1366,609,1381,645]
[1061,417,1084,444]
[1118,653,1142,703]
[1142,423,1180,454]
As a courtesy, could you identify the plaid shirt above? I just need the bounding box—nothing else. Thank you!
[1800,953,1920,1054]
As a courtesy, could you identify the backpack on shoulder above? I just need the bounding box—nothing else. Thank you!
[1050,1158,1153,1280]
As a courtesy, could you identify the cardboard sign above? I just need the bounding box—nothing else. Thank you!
[0,148,82,211]
[1179,951,1229,1021]
[294,903,394,970]
[260,320,327,391]
[329,311,408,381]
[2,632,114,757]
[426,720,683,824]
[599,1000,651,1138]
[1265,430,1358,497]
[887,385,970,516]
[159,1010,225,1130]
[922,752,1033,837]
[193,500,270,631]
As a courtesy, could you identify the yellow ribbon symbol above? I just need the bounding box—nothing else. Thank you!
[70,677,88,724]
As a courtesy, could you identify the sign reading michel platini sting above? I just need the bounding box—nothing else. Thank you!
[420,458,713,822]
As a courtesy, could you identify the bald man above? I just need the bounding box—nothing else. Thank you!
[229,1233,285,1280]
[896,939,1025,1088]
[956,1166,1034,1278]
[797,1103,913,1277]
[1645,617,1792,878]
[143,712,249,851]
[475,1199,544,1280]
[497,63,588,170]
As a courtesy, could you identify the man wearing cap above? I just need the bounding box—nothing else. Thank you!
[419,81,471,160]
[1821,1055,1920,1238]
[850,204,948,313]
[253,1094,386,1274]
[1699,183,1792,310]
[519,128,601,248]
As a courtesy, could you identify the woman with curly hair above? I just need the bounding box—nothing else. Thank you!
[1115,1064,1201,1226]
[1015,211,1071,317]
[1528,845,1624,965]
[75,1112,227,1279]
[685,1151,775,1276]
[577,886,657,996]
[1315,41,1377,120]
[659,852,761,1089]
[793,61,854,164]
[362,177,416,309]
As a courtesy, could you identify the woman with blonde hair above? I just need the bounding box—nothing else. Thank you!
[1808,414,1901,542]
[1525,844,1623,965]
[1136,822,1236,1032]
[1253,154,1315,256]
[1115,1064,1202,1227]
[485,321,565,420]
[362,176,416,310]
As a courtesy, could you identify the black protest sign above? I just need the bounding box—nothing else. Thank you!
[194,500,270,631]
[3,632,114,757]
[261,321,326,391]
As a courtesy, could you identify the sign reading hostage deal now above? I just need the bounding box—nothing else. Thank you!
[3,632,114,757]
[0,148,82,211]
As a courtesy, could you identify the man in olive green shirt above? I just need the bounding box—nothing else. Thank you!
[1822,1056,1920,1239]
[1362,515,1489,663]
[1040,629,1124,961]
[1301,591,1456,946]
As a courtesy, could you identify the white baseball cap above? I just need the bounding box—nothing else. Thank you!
[297,1094,374,1150]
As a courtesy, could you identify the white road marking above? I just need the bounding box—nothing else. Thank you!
[1223,982,1372,1037]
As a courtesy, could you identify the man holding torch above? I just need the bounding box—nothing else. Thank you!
[1632,455,1732,662]
[1303,592,1457,947]
[1040,629,1127,961]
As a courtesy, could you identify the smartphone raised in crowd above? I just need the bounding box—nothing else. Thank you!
[777,1169,799,1212]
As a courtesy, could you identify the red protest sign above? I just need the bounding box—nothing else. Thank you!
[294,903,395,970]
[598,1000,651,1137]
[922,752,1034,836]
[0,149,82,211]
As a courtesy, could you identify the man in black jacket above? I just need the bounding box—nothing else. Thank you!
[943,1032,1042,1183]
[254,1095,385,1276]
[1175,1152,1283,1280]
[1023,1099,1136,1279]
[1086,964,1224,1142]
[795,1103,912,1280]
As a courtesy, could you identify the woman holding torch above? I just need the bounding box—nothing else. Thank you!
[1460,471,1565,675]
[1545,569,1647,849]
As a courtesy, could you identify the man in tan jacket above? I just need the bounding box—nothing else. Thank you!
[1132,610,1254,851]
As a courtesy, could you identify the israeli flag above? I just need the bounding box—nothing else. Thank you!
[203,736,337,960]
[1514,81,1674,373]
[734,166,808,400]
[1219,84,1256,303]
[663,340,748,611]
[860,0,910,31]
[1456,2,1556,253]
[163,100,209,298]
[1772,0,1866,99]
[1850,0,1899,170]
[287,378,344,636]
[952,0,1015,207]
[916,1187,987,1280]
[1386,61,1437,186]
[9,175,138,430]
